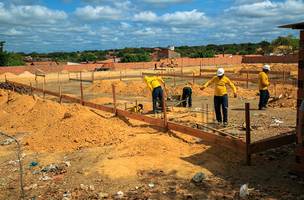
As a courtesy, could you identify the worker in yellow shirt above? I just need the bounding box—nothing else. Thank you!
[200,68,237,126]
[258,64,271,110]
[144,76,165,113]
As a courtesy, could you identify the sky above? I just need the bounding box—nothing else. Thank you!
[0,0,303,53]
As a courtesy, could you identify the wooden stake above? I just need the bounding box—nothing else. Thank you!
[4,74,7,82]
[29,82,33,96]
[246,71,249,89]
[57,72,60,84]
[80,72,84,105]
[120,70,122,81]
[245,103,251,166]
[162,90,168,129]
[135,100,138,112]
[59,84,62,104]
[68,72,70,81]
[202,103,205,124]
[206,104,209,124]
[173,71,176,87]
[92,71,95,82]
[274,82,277,97]
[124,102,127,110]
[112,84,117,115]
[200,60,202,76]
[43,77,46,99]
[192,72,195,85]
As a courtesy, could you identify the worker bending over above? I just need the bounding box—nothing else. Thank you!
[144,76,165,113]
[182,82,192,107]
[258,64,271,110]
[200,68,237,127]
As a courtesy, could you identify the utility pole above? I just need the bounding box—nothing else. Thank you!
[0,41,5,52]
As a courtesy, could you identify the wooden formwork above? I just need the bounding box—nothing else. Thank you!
[2,80,297,165]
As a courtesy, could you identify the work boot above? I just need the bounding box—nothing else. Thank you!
[223,122,228,127]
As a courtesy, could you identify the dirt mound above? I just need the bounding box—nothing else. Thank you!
[87,80,151,97]
[268,84,297,108]
[0,91,141,152]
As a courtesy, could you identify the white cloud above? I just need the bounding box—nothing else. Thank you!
[133,9,210,27]
[75,5,122,20]
[133,27,162,36]
[142,0,191,4]
[227,0,304,18]
[0,3,67,25]
[2,28,23,36]
[162,9,210,26]
[134,11,158,22]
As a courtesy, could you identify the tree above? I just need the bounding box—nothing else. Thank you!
[0,52,24,66]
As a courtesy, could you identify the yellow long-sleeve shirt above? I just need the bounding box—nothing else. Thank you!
[258,72,270,90]
[203,76,237,96]
[144,76,164,91]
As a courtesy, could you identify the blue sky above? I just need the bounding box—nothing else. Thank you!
[0,0,302,53]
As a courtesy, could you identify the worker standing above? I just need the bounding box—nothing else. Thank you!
[200,68,237,127]
[182,82,192,107]
[258,64,271,110]
[144,76,165,113]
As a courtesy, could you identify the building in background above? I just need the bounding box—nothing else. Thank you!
[151,46,181,61]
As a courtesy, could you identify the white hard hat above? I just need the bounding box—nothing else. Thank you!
[263,64,270,71]
[217,68,225,76]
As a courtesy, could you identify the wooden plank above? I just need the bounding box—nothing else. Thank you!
[295,146,304,157]
[61,94,81,103]
[117,109,164,127]
[69,78,93,83]
[44,90,60,97]
[167,122,246,153]
[292,163,304,175]
[83,101,114,113]
[250,132,296,154]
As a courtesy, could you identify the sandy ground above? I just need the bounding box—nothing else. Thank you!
[0,64,303,199]
[0,90,303,200]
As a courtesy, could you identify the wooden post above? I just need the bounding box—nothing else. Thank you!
[202,103,205,124]
[112,84,117,115]
[124,102,127,110]
[68,72,70,81]
[80,72,84,105]
[92,71,95,82]
[192,72,195,85]
[4,74,7,82]
[245,103,251,166]
[162,91,168,129]
[200,60,202,76]
[57,72,60,84]
[283,71,286,86]
[173,71,176,87]
[135,100,138,112]
[246,71,249,89]
[29,82,33,96]
[59,84,62,104]
[206,104,209,124]
[274,82,277,97]
[43,77,46,99]
[120,70,122,81]
[298,108,304,145]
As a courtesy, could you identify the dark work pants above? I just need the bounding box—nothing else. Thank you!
[182,87,192,107]
[152,86,163,113]
[214,95,228,123]
[259,90,270,109]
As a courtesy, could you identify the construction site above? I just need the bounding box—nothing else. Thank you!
[0,25,304,200]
